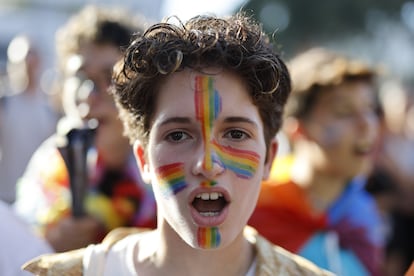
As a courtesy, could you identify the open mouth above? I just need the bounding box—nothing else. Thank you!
[192,192,228,216]
[354,142,374,156]
[190,190,230,226]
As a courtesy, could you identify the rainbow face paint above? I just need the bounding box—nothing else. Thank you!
[156,163,187,196]
[194,75,259,179]
[197,227,221,248]
[211,141,259,179]
[200,180,217,187]
[195,75,222,172]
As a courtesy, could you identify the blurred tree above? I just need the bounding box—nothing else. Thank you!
[238,0,407,57]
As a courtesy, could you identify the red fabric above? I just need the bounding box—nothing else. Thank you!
[249,179,326,252]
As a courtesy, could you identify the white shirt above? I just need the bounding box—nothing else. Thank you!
[84,231,257,276]
[84,233,145,276]
[0,200,52,276]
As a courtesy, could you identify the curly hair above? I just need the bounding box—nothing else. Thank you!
[286,47,378,119]
[111,12,291,150]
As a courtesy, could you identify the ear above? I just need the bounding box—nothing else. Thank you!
[133,140,151,184]
[283,116,308,140]
[263,139,278,180]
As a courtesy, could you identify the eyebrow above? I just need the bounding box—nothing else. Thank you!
[158,117,192,127]
[222,116,258,129]
[157,116,258,128]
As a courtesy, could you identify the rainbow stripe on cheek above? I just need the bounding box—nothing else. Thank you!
[195,75,221,172]
[197,227,221,248]
[212,142,260,179]
[156,163,187,196]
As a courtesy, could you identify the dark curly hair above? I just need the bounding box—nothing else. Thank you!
[111,12,291,150]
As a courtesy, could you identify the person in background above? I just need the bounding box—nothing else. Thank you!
[23,12,333,276]
[0,34,58,204]
[0,199,52,276]
[13,5,157,253]
[370,79,414,276]
[248,47,384,276]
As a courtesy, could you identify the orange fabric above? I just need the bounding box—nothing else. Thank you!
[249,156,326,252]
[406,262,414,276]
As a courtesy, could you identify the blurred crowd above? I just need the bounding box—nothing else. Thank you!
[0,3,413,276]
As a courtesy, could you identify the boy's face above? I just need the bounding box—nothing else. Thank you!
[135,69,275,249]
[71,43,130,166]
[300,80,379,178]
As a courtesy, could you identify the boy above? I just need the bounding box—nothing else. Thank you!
[249,47,384,275]
[14,5,156,252]
[24,13,332,275]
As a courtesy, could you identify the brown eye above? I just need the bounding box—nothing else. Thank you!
[225,129,249,140]
[166,131,189,142]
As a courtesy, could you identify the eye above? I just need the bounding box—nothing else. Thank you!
[334,108,354,119]
[224,129,250,140]
[166,131,190,142]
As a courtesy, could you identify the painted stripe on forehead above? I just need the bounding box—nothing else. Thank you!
[156,163,187,196]
[195,75,222,171]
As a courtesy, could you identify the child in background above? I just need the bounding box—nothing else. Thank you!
[14,5,157,253]
[249,47,384,276]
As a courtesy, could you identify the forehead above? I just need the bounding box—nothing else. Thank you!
[75,43,121,75]
[155,69,252,111]
[316,80,375,105]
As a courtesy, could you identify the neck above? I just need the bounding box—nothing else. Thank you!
[138,222,255,276]
[291,155,348,212]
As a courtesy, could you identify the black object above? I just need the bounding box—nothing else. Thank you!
[58,127,95,217]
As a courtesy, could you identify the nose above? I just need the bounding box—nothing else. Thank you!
[77,79,111,119]
[356,110,379,140]
[74,79,95,119]
[192,143,225,179]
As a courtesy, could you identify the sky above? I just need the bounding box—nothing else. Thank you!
[160,0,246,20]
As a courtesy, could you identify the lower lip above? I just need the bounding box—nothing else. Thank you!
[190,204,229,227]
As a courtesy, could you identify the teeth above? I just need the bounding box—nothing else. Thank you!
[200,211,220,217]
[210,192,219,200]
[196,192,223,200]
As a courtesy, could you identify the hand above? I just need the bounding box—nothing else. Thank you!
[45,215,105,252]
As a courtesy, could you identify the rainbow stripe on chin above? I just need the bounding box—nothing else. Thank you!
[156,163,187,196]
[198,227,221,248]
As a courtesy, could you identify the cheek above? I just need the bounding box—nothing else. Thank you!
[154,162,188,197]
[314,123,349,149]
[212,142,261,179]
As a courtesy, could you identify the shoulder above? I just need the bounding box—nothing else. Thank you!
[23,227,149,276]
[244,227,335,276]
[22,248,84,276]
[84,228,150,275]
